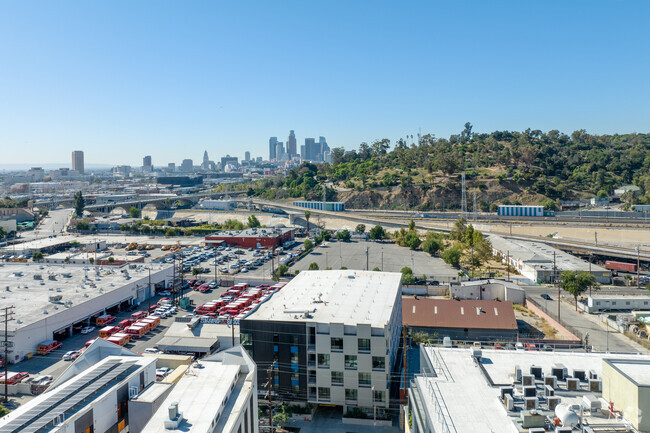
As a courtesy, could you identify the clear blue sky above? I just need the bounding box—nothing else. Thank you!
[1,1,648,167]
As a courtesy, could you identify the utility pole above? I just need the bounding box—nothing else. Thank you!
[461,173,467,216]
[506,250,510,282]
[147,267,151,312]
[266,363,275,433]
[636,246,641,289]
[172,254,176,305]
[1,306,15,404]
[554,252,560,322]
[366,247,369,271]
[180,256,184,301]
[402,326,407,403]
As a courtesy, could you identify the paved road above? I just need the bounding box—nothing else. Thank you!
[523,284,648,354]
[19,208,73,243]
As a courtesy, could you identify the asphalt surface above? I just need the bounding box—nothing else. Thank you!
[523,284,649,354]
[290,239,459,282]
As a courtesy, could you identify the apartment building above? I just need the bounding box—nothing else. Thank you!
[240,270,402,418]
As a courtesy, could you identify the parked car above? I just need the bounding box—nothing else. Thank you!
[81,326,95,334]
[144,348,160,354]
[158,290,171,296]
[62,350,80,361]
[156,367,172,378]
[541,293,552,300]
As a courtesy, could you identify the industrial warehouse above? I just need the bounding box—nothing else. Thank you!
[489,235,612,284]
[204,227,294,249]
[0,262,173,363]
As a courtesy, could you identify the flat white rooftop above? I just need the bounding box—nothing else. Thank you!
[489,235,609,273]
[245,270,402,327]
[141,362,242,433]
[0,262,170,331]
[417,347,650,433]
[606,358,650,386]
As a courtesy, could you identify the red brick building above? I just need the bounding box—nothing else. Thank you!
[205,227,293,249]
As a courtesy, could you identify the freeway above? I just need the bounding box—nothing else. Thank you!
[246,198,650,261]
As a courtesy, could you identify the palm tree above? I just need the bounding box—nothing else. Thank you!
[304,210,311,232]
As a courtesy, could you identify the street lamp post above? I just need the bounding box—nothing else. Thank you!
[371,386,376,427]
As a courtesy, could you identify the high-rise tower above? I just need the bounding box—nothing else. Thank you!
[71,151,84,174]
[287,130,297,158]
[269,137,278,161]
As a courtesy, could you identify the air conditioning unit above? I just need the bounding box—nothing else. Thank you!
[522,374,534,386]
[524,397,538,410]
[573,369,586,381]
[566,378,579,391]
[544,376,557,389]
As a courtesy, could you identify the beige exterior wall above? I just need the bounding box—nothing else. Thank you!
[602,360,649,431]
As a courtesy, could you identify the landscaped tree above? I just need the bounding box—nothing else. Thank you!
[450,217,468,241]
[336,229,351,242]
[355,224,366,234]
[73,191,85,217]
[322,230,332,241]
[273,264,289,280]
[442,246,462,267]
[32,251,43,262]
[422,232,444,256]
[369,225,387,241]
[304,210,311,232]
[309,262,319,270]
[404,232,421,250]
[400,266,415,285]
[304,239,314,251]
[559,271,597,310]
[129,207,141,218]
[192,267,201,276]
[108,256,115,263]
[247,215,261,228]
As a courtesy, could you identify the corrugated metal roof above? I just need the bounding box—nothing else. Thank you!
[402,298,517,330]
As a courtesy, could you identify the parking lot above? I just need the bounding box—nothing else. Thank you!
[290,239,460,283]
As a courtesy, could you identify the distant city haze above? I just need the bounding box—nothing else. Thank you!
[1,1,649,165]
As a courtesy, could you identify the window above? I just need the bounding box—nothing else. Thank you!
[345,388,358,401]
[240,333,252,347]
[373,390,385,403]
[290,335,300,345]
[359,372,371,387]
[372,356,385,370]
[291,372,300,386]
[318,354,330,368]
[290,351,299,364]
[331,371,343,386]
[345,355,357,369]
[358,338,371,352]
[331,337,343,351]
[318,387,330,401]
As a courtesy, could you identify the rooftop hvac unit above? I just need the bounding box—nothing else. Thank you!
[552,364,567,381]
[471,348,482,360]
[589,370,598,380]
[504,393,514,411]
[528,428,545,433]
[555,428,573,433]
[547,396,560,410]
[545,385,555,397]
[566,378,579,391]
[588,379,601,392]
[573,369,586,381]
[500,387,514,399]
[544,376,557,389]
[524,397,538,410]
[522,374,534,386]
[530,365,543,380]
[514,365,522,382]
[582,394,601,412]
[523,386,537,398]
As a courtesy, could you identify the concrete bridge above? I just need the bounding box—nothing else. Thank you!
[36,191,246,213]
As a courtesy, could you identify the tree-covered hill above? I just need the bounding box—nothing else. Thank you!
[250,125,650,210]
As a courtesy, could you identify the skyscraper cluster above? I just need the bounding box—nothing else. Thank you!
[269,131,329,162]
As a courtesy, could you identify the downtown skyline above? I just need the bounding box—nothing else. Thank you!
[1,1,649,165]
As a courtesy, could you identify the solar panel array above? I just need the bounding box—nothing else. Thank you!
[0,359,137,433]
